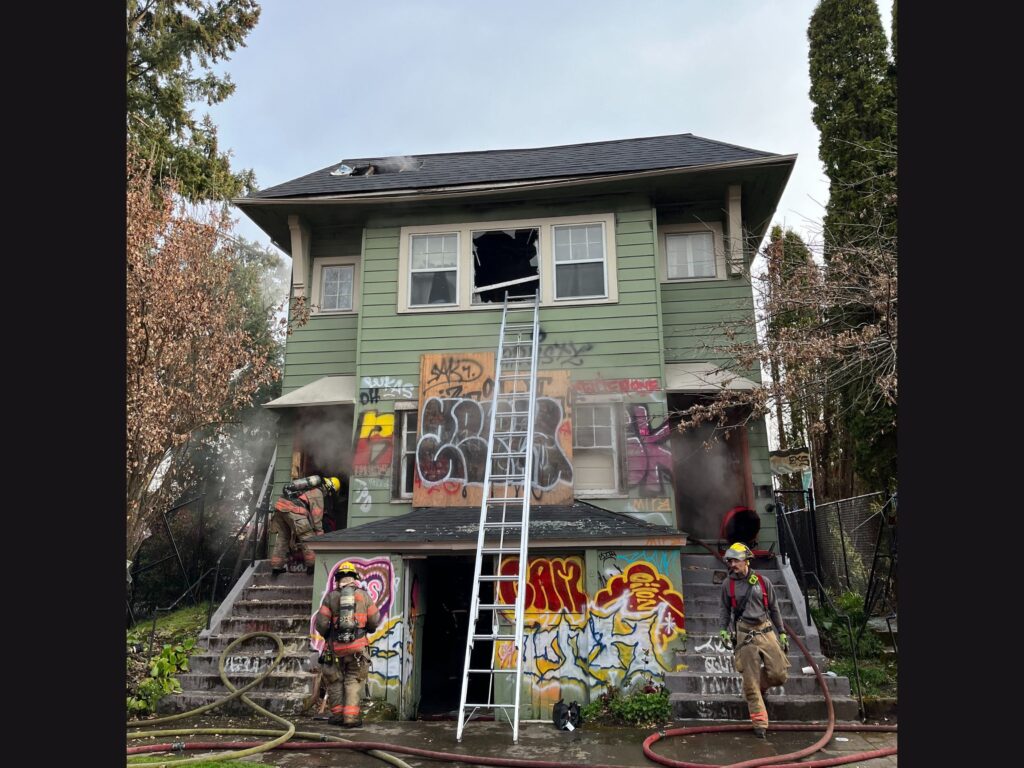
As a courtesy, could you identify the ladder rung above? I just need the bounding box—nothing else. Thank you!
[464,703,518,708]
[476,603,511,611]
[481,547,520,554]
[467,668,519,674]
[483,522,522,528]
[479,574,521,582]
[473,634,517,641]
[493,430,528,437]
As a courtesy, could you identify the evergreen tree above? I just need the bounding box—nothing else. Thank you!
[807,0,897,494]
[808,0,895,251]
[127,0,261,202]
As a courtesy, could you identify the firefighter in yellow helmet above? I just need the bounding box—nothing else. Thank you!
[270,476,342,574]
[315,560,381,727]
[719,542,790,739]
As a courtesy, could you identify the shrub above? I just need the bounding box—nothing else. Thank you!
[582,682,671,728]
[127,638,196,715]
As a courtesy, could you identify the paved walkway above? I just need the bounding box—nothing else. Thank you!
[128,714,897,767]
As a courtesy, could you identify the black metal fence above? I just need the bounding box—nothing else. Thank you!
[774,489,897,617]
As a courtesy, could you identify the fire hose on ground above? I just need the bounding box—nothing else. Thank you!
[128,590,897,766]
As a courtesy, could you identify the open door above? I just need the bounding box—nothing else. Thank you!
[401,556,428,719]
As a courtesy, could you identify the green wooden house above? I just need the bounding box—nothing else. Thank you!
[235,133,795,719]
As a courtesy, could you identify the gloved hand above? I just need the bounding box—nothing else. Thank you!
[778,633,790,652]
[719,629,734,649]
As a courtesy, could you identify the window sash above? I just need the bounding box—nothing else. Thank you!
[320,265,354,311]
[553,224,606,298]
[397,410,418,499]
[409,234,459,306]
[666,232,716,279]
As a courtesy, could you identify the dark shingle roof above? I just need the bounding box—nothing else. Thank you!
[247,133,778,199]
[316,501,685,546]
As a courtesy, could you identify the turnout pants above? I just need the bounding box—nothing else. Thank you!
[734,619,790,729]
[269,509,316,569]
[322,648,370,724]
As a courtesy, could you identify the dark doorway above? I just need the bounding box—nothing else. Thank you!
[291,404,353,532]
[417,555,494,719]
[669,394,754,540]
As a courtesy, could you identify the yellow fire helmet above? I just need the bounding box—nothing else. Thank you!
[724,542,753,561]
[325,477,341,492]
[336,561,359,579]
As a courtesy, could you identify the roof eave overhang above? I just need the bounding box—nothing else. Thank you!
[233,155,797,208]
[306,533,688,552]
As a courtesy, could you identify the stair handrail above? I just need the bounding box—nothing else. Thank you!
[774,503,865,720]
[207,447,278,630]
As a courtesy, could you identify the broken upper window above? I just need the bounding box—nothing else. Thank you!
[471,228,539,304]
[409,233,459,306]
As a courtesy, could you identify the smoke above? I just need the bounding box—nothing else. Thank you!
[375,155,421,173]
[672,421,746,539]
[293,407,355,476]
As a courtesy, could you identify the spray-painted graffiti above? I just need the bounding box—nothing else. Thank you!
[414,355,574,506]
[600,549,677,579]
[360,376,415,403]
[352,478,372,514]
[538,337,593,367]
[494,556,686,700]
[353,410,394,477]
[625,404,673,495]
[497,557,588,623]
[310,556,396,651]
[421,353,495,400]
[572,379,660,395]
[594,561,685,645]
[415,396,573,496]
[626,497,672,513]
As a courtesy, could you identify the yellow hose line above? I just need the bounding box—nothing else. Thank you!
[126,630,412,768]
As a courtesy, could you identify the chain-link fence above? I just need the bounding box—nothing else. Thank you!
[775,490,897,617]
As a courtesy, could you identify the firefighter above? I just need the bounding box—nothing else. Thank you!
[270,476,341,574]
[718,542,790,739]
[315,561,381,727]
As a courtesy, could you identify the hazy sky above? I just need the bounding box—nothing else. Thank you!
[208,0,893,258]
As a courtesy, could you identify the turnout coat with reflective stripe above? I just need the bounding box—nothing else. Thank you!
[315,582,381,656]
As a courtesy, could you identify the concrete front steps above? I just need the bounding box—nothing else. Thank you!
[157,562,320,717]
[666,554,860,722]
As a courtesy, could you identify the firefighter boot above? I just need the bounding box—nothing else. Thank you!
[753,727,767,739]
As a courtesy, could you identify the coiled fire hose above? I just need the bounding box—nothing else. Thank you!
[126,630,413,768]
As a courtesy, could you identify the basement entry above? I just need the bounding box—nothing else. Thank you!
[417,555,495,719]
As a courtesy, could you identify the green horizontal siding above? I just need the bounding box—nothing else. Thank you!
[660,277,756,366]
[282,313,358,385]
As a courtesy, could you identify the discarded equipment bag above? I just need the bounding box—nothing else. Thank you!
[552,699,582,730]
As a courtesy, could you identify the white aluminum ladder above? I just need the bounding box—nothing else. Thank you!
[456,290,541,744]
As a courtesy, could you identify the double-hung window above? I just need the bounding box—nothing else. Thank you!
[409,233,458,306]
[398,213,617,312]
[573,403,621,495]
[553,223,607,299]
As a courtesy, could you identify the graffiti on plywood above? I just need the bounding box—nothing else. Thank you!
[413,354,573,506]
[353,410,394,477]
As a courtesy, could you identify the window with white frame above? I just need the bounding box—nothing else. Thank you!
[553,223,607,299]
[573,403,621,494]
[666,232,715,279]
[393,408,418,500]
[409,233,458,306]
[397,213,617,312]
[311,256,359,314]
[321,265,354,310]
[658,222,726,283]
